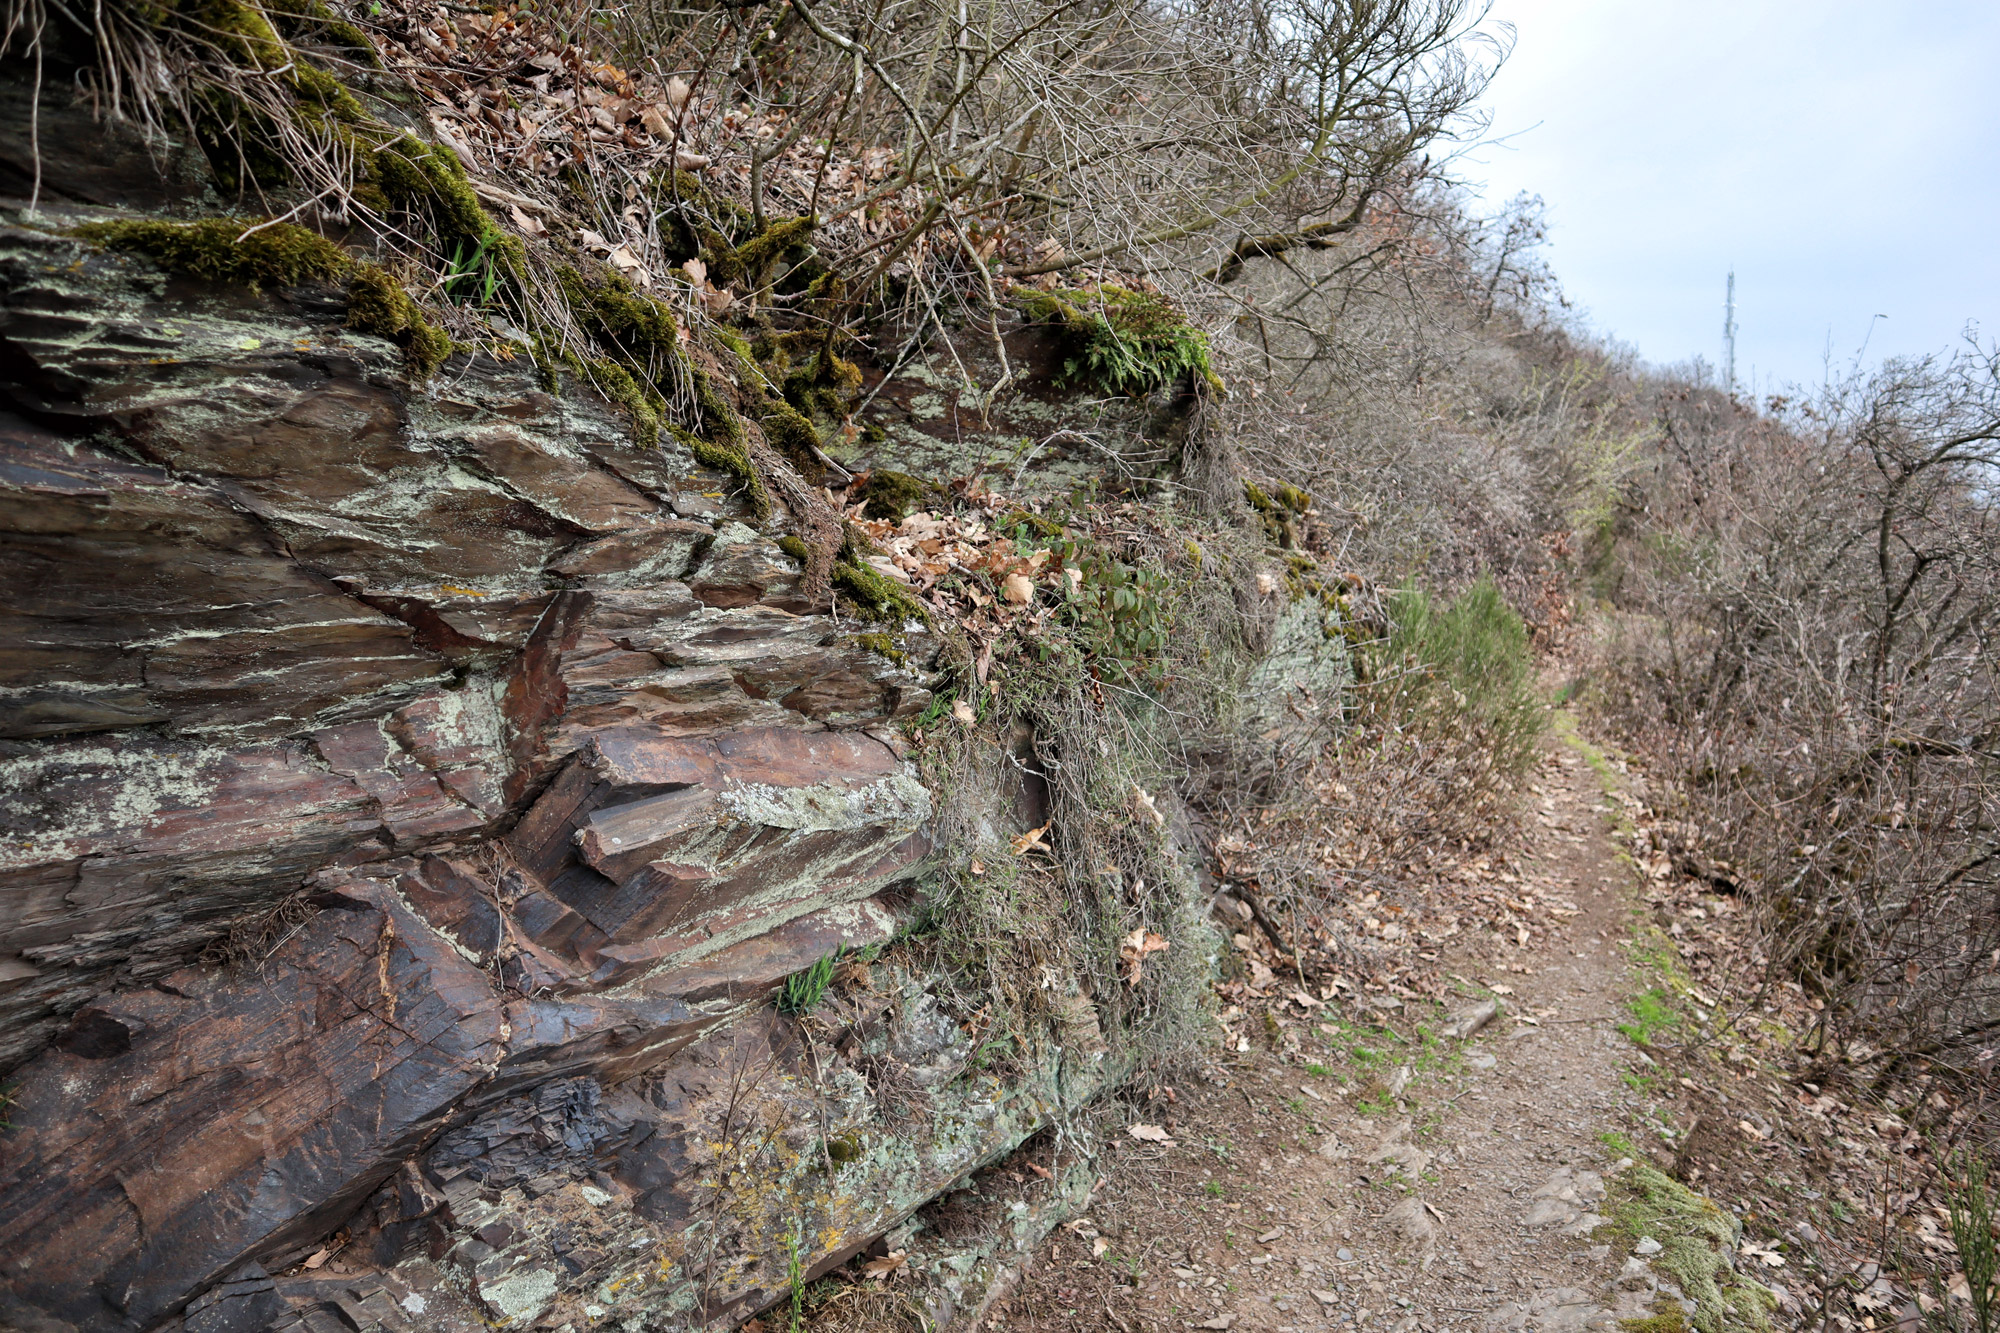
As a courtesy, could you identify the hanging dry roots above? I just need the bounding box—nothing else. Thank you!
[745,418,843,604]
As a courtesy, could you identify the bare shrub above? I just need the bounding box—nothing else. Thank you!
[1595,345,2000,1083]
[1216,187,1647,635]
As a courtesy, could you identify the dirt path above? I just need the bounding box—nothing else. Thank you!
[990,721,1689,1333]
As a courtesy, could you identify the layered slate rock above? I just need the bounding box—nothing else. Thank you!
[0,878,933,1332]
[0,68,1169,1323]
[0,223,932,1073]
[0,883,509,1330]
[0,201,1116,1333]
[507,727,931,984]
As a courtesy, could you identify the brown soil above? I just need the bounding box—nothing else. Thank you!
[986,726,1659,1333]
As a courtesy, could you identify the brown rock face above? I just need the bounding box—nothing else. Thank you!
[0,882,509,1330]
[0,211,1012,1331]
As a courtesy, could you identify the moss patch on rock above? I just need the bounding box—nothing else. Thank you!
[72,217,350,290]
[1244,478,1312,549]
[728,214,817,290]
[759,401,824,476]
[1604,1165,1774,1333]
[74,219,458,380]
[857,470,939,523]
[780,345,862,432]
[777,531,927,624]
[345,263,452,378]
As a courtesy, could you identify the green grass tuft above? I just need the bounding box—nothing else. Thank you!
[1618,988,1683,1047]
[776,946,844,1016]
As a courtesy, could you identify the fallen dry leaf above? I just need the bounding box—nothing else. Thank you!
[862,1250,907,1280]
[1130,782,1164,826]
[1126,1123,1174,1145]
[507,203,545,236]
[1010,821,1051,856]
[1001,571,1035,605]
[1740,1240,1785,1267]
[951,699,976,726]
[1119,927,1170,986]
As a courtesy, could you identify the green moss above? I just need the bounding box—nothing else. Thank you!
[781,346,862,424]
[850,633,907,666]
[374,135,522,289]
[1244,478,1311,548]
[785,530,928,624]
[72,217,350,290]
[1605,1165,1774,1333]
[552,266,760,490]
[761,402,824,474]
[289,62,371,131]
[187,88,294,192]
[268,0,382,67]
[732,215,817,288]
[858,471,937,523]
[833,559,928,624]
[1621,1309,1691,1333]
[1021,284,1226,398]
[654,167,754,268]
[345,263,451,378]
[823,1133,864,1166]
[682,214,815,290]
[997,509,1065,541]
[690,356,749,444]
[559,266,679,352]
[590,360,662,446]
[182,0,290,69]
[671,425,771,517]
[170,0,371,179]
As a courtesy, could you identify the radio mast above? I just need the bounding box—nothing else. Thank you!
[1723,269,1738,396]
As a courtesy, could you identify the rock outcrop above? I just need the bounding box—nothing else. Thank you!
[0,201,1111,1331]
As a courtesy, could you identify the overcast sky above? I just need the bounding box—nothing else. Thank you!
[1462,0,2000,393]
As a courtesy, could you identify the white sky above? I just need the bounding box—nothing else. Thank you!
[1462,0,2000,392]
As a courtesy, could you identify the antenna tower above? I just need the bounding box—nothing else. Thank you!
[1723,269,1738,395]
